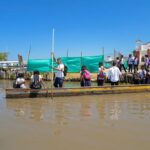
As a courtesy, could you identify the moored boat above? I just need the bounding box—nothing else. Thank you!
[5,84,150,99]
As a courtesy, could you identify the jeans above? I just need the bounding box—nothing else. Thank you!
[54,77,64,88]
[111,81,118,85]
[97,79,104,86]
[81,79,91,87]
[119,64,126,72]
[128,64,133,72]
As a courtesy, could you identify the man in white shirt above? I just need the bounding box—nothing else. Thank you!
[51,53,64,88]
[108,61,122,85]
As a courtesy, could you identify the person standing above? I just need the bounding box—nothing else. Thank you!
[108,61,122,85]
[119,55,126,72]
[97,62,106,86]
[80,66,91,87]
[51,53,64,88]
[127,54,133,73]
[133,55,139,73]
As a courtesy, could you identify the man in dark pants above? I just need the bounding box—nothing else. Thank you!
[51,53,64,88]
[119,55,127,72]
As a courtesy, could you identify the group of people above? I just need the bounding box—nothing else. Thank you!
[80,54,150,86]
[80,61,121,86]
[127,54,150,73]
[14,70,43,89]
[13,53,150,89]
[13,53,65,89]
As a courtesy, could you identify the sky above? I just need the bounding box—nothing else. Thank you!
[0,0,150,60]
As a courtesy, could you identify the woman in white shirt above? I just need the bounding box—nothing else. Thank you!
[15,73,26,88]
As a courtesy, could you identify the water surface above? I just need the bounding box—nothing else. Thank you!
[0,80,150,150]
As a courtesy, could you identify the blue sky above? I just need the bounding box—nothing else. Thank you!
[0,0,150,60]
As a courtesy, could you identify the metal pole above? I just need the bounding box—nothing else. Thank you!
[114,48,116,60]
[51,28,54,99]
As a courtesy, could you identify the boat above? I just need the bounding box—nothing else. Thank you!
[5,84,150,99]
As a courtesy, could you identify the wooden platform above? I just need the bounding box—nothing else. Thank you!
[5,84,150,99]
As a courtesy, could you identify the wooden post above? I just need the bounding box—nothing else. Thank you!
[114,48,116,60]
[81,51,83,68]
[102,47,104,63]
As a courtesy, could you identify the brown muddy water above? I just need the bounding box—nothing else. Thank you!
[0,80,150,150]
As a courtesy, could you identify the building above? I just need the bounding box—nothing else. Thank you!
[135,41,150,64]
[0,61,27,68]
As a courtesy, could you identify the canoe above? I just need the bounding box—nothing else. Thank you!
[5,84,150,99]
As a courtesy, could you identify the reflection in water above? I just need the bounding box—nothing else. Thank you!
[6,93,150,123]
[109,101,121,120]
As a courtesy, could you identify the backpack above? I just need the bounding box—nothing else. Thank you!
[30,75,42,89]
[83,70,91,80]
[98,70,106,80]
[13,81,20,88]
[63,65,68,77]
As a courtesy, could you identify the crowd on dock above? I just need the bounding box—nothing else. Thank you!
[10,53,150,89]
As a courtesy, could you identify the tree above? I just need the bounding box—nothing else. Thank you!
[0,52,8,61]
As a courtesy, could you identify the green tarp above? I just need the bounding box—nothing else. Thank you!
[104,61,128,69]
[27,59,51,72]
[27,55,129,73]
[27,55,104,73]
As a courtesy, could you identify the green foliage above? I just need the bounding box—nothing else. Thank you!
[0,52,8,61]
[10,74,16,80]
